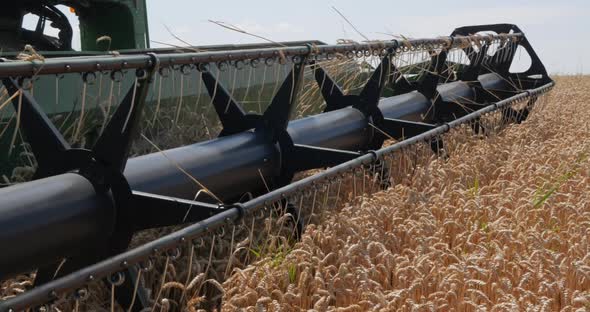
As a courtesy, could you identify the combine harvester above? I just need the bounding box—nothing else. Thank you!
[0,1,553,310]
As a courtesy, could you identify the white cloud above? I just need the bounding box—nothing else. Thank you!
[233,21,304,35]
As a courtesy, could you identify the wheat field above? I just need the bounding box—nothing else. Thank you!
[220,76,590,311]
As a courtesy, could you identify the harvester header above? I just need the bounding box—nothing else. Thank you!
[0,24,552,311]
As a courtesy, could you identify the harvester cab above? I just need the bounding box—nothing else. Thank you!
[0,0,149,53]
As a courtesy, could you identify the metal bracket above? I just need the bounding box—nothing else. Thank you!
[380,118,437,139]
[131,191,227,230]
[379,118,444,154]
[288,144,361,172]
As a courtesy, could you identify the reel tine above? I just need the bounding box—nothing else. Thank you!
[109,268,150,312]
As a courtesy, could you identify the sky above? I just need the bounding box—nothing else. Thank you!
[47,0,590,74]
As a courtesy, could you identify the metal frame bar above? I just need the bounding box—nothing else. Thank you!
[381,118,437,139]
[0,34,524,78]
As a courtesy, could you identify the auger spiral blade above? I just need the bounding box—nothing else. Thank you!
[261,60,307,136]
[92,76,150,174]
[2,78,71,179]
[417,50,448,100]
[202,60,307,139]
[358,52,392,114]
[459,43,489,82]
[387,65,415,96]
[313,52,392,116]
[199,59,311,235]
[201,70,250,136]
[312,63,346,111]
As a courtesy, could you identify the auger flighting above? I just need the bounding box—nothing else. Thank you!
[0,24,553,311]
